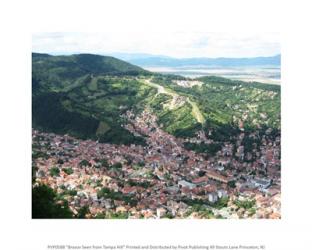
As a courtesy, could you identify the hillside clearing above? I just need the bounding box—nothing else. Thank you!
[142,78,205,124]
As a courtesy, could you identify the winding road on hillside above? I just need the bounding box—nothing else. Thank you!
[187,97,205,124]
[142,79,205,124]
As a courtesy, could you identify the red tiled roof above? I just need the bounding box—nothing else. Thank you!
[121,186,137,194]
[206,171,229,183]
[192,176,208,184]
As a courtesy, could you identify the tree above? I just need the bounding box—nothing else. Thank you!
[198,170,206,177]
[79,159,91,167]
[77,206,90,218]
[57,159,64,164]
[211,196,229,209]
[62,167,73,175]
[227,180,236,189]
[112,162,122,169]
[138,161,145,167]
[49,167,60,177]
[32,184,73,218]
[234,199,256,209]
[99,158,109,168]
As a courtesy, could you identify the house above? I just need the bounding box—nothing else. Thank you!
[122,186,137,195]
[36,170,45,178]
[156,207,167,218]
[206,170,229,184]
[116,206,127,213]
[178,180,196,189]
[101,175,112,186]
[251,177,272,189]
[150,162,159,168]
[90,193,99,202]
[208,192,219,203]
[192,176,208,186]
[166,186,179,194]
[216,165,225,171]
[217,189,228,199]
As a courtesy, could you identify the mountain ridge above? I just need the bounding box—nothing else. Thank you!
[110,53,281,67]
[32,52,150,78]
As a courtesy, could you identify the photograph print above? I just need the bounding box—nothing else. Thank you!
[32,32,281,219]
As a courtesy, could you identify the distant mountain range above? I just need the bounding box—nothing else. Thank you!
[110,53,281,68]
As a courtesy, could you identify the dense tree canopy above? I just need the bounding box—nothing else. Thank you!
[32,184,73,218]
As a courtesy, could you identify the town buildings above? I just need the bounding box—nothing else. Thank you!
[32,108,281,219]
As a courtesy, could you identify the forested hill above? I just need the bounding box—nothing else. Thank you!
[32,52,280,146]
[32,53,154,144]
[32,53,150,81]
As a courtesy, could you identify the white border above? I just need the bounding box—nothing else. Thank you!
[1,0,312,249]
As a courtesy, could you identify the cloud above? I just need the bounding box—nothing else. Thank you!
[32,32,280,58]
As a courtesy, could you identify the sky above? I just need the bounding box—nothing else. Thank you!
[32,32,280,58]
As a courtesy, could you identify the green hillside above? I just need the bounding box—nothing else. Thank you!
[32,53,281,145]
[32,53,154,145]
[32,53,150,90]
[152,75,281,134]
